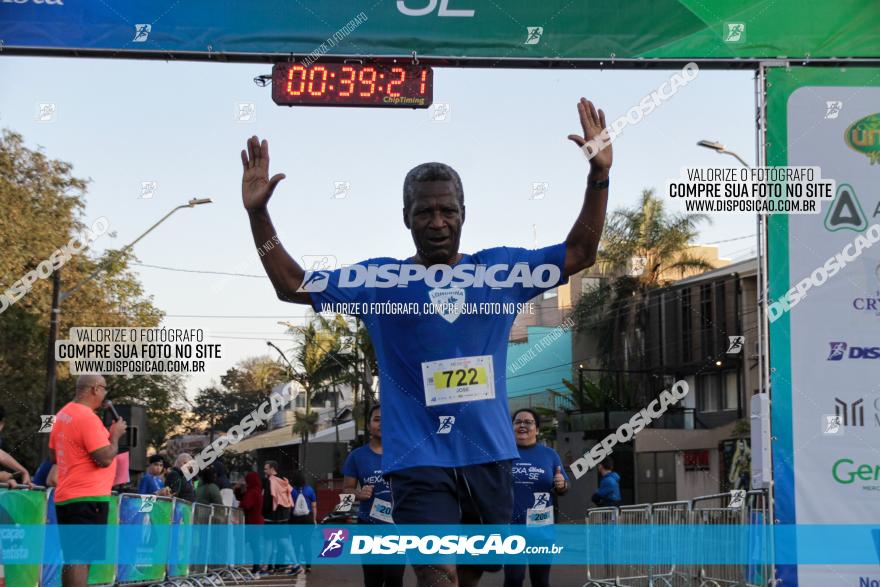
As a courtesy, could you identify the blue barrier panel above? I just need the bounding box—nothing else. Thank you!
[40,489,61,587]
[167,499,192,579]
[116,493,171,584]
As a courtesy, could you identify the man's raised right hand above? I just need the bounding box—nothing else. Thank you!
[241,135,286,212]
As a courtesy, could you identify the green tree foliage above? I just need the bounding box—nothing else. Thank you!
[192,356,288,439]
[572,189,713,370]
[0,129,177,469]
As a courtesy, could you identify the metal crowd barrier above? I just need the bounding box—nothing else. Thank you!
[584,490,772,587]
[0,484,252,587]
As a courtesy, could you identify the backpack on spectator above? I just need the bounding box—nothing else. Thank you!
[292,487,309,516]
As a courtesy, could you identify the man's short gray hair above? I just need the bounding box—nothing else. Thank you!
[402,162,464,216]
[174,453,193,468]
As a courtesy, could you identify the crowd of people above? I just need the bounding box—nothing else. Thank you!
[0,391,621,587]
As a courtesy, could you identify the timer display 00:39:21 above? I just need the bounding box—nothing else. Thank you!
[271,63,433,108]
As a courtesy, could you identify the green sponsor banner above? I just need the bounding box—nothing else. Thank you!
[0,488,47,587]
[765,65,880,587]
[1,1,877,60]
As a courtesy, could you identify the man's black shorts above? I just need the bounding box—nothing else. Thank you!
[388,460,514,571]
[55,500,110,563]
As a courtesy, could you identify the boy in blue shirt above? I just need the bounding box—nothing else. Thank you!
[137,454,166,495]
[591,457,622,507]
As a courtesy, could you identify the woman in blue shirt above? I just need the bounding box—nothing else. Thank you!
[504,408,569,587]
[342,404,404,587]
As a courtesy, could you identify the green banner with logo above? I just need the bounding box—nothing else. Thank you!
[0,1,877,61]
[766,66,880,587]
[0,488,47,587]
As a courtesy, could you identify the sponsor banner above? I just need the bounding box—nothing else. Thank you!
[766,67,880,587]
[7,524,880,565]
[0,2,877,60]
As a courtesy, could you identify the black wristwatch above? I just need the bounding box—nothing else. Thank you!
[588,178,610,190]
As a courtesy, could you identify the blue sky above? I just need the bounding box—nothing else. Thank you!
[0,57,757,397]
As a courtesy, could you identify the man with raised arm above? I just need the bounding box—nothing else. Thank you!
[241,98,612,587]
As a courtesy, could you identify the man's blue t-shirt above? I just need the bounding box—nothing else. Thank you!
[308,243,568,474]
[342,445,392,523]
[511,443,570,524]
[138,473,165,495]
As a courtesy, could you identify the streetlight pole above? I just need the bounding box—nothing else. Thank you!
[696,140,765,398]
[42,198,212,438]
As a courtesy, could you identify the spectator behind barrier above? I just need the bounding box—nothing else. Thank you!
[0,404,31,486]
[591,457,622,507]
[195,467,224,505]
[49,374,127,587]
[165,453,196,502]
[138,454,167,495]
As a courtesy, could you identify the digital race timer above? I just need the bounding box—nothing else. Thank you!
[272,62,433,108]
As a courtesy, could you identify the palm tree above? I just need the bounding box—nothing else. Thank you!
[285,320,338,468]
[572,189,714,371]
[282,314,373,468]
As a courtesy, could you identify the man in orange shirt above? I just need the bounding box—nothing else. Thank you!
[49,373,127,587]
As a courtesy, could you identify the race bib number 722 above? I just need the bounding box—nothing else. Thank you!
[421,355,495,406]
